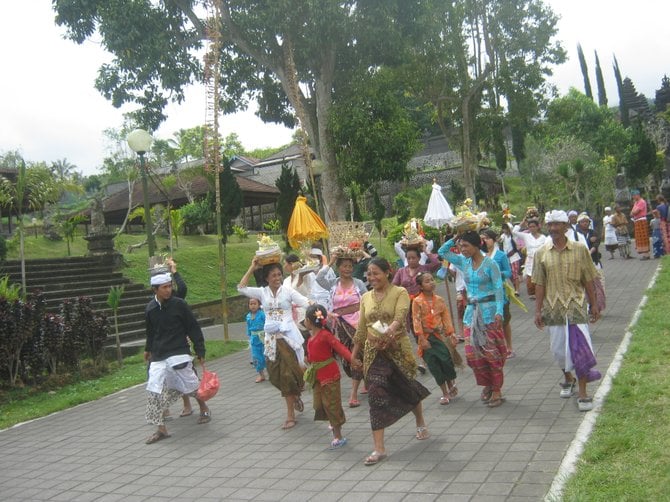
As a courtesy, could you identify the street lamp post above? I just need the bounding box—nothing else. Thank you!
[127,129,156,257]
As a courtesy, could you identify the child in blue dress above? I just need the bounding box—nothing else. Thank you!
[246,298,267,382]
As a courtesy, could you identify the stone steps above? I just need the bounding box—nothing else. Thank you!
[0,256,214,347]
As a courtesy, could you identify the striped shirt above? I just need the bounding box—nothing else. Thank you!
[532,239,598,325]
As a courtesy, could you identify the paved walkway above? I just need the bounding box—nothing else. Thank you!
[0,255,658,501]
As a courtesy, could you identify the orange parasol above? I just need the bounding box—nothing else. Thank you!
[287,195,329,249]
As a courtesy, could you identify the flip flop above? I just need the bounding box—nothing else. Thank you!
[364,451,387,466]
[487,397,505,408]
[197,411,211,424]
[416,426,430,440]
[145,430,171,444]
[179,409,193,417]
[439,396,450,405]
[348,399,360,408]
[281,419,297,430]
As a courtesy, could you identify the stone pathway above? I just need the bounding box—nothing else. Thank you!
[0,255,658,501]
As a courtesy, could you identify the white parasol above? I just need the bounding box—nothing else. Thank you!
[424,182,454,228]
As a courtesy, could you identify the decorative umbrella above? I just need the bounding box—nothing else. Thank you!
[424,182,454,228]
[424,182,456,327]
[287,195,329,249]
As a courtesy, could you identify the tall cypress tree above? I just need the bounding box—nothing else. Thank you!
[217,158,243,245]
[594,51,608,107]
[613,55,629,127]
[274,162,302,247]
[577,43,593,100]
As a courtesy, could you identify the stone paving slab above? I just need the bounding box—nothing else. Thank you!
[0,255,658,501]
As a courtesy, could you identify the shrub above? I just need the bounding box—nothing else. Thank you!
[0,235,7,262]
[232,225,249,241]
[263,219,281,233]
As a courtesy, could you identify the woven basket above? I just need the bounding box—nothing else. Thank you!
[327,221,374,248]
[256,250,282,265]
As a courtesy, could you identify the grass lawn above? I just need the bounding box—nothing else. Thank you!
[0,340,246,430]
[561,259,670,501]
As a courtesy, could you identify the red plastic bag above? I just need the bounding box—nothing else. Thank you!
[196,367,220,401]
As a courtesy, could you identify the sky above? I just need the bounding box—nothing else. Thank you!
[1,1,668,176]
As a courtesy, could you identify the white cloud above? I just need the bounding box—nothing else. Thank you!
[1,1,668,176]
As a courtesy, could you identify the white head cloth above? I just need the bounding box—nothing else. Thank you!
[545,210,569,223]
[150,272,172,286]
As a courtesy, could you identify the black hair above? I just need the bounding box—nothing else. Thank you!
[480,228,498,240]
[460,230,481,248]
[405,248,421,259]
[284,254,301,264]
[368,257,393,280]
[305,304,328,328]
[415,271,432,286]
[336,257,354,268]
[262,262,283,280]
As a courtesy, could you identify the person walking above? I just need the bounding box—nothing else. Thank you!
[532,210,601,412]
[630,190,650,260]
[611,205,631,259]
[238,257,311,430]
[412,272,459,405]
[438,231,507,408]
[602,207,619,260]
[480,228,515,358]
[512,218,547,300]
[351,258,430,466]
[315,250,368,408]
[143,271,211,444]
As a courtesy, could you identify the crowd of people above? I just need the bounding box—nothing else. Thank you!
[140,194,662,463]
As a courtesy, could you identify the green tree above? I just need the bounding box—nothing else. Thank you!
[543,89,629,158]
[329,68,421,191]
[53,0,431,220]
[577,43,593,100]
[0,160,63,296]
[60,214,86,257]
[594,51,608,107]
[274,163,302,246]
[399,0,564,201]
[622,122,662,184]
[217,159,243,245]
[106,285,124,365]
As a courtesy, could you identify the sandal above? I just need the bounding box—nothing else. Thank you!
[348,399,360,408]
[439,396,450,405]
[255,375,265,383]
[480,388,493,402]
[294,397,304,412]
[449,386,458,398]
[416,426,430,440]
[488,397,505,408]
[179,409,193,417]
[197,411,211,424]
[281,419,297,430]
[363,451,387,466]
[145,430,171,444]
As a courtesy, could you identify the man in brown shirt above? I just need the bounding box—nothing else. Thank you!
[532,210,601,412]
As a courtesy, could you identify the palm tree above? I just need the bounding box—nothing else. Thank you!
[106,285,125,365]
[0,160,63,296]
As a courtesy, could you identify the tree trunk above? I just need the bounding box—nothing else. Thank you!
[115,178,136,237]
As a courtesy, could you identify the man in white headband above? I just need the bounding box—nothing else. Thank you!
[144,268,211,444]
[532,210,601,412]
